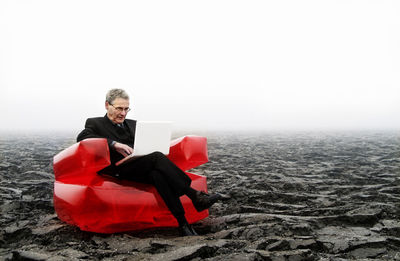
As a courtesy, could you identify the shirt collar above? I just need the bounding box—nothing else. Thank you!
[104,114,124,127]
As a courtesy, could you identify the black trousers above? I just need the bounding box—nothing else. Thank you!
[116,151,192,218]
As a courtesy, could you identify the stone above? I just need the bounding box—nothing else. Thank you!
[11,250,51,261]
[347,247,387,259]
[249,249,315,261]
[32,224,66,235]
[150,240,228,261]
[316,226,387,254]
[151,243,210,261]
[267,240,290,251]
[54,248,89,259]
[288,238,319,250]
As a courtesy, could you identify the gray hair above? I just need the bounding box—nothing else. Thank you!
[106,89,130,104]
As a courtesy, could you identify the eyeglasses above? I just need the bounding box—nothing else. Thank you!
[110,104,131,113]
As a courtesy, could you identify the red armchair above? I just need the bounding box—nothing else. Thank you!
[53,136,209,233]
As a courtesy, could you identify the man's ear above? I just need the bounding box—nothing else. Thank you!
[105,101,109,110]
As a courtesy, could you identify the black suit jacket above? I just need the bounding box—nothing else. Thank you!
[77,115,136,174]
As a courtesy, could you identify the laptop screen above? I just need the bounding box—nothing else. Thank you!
[133,121,172,156]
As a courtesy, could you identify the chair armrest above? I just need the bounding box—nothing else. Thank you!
[53,138,110,182]
[168,135,208,171]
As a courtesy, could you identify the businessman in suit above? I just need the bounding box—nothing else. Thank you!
[77,89,221,236]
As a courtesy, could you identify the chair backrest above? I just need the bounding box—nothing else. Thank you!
[53,136,209,184]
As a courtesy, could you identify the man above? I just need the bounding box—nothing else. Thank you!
[77,89,221,236]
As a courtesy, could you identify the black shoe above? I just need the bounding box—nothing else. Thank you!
[179,223,198,236]
[192,191,222,212]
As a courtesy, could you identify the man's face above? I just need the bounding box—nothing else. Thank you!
[105,98,130,124]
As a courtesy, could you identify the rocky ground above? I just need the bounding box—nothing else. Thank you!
[0,130,399,260]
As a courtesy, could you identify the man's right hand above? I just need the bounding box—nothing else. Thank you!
[113,142,133,157]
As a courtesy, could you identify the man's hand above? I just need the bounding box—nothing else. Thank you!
[114,142,133,157]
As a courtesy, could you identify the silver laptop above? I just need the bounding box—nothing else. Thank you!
[116,121,172,166]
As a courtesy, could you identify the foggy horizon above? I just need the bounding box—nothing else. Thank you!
[1,0,399,134]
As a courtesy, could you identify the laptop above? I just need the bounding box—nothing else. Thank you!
[115,121,172,166]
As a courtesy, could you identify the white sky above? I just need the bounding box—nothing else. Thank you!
[1,0,399,133]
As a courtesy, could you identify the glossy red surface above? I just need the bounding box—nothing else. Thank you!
[53,136,209,233]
